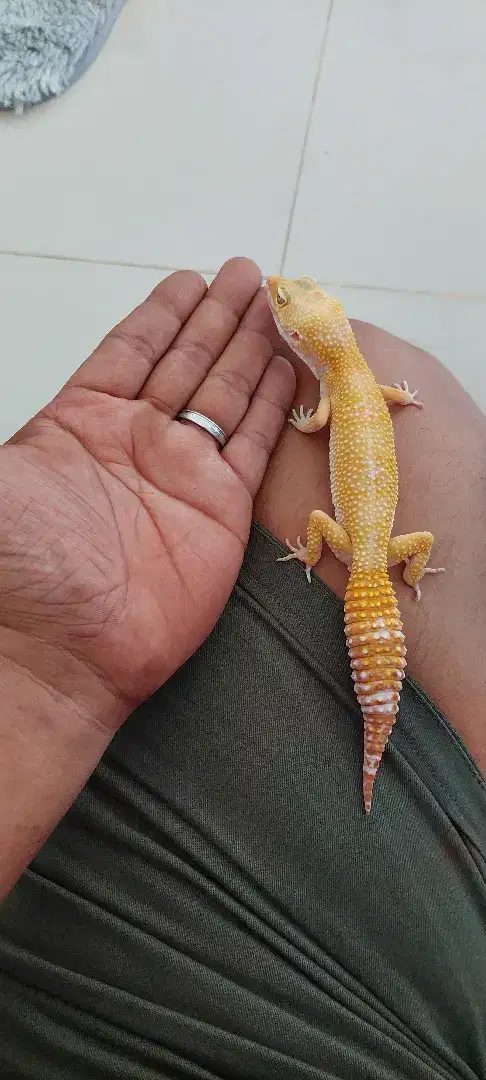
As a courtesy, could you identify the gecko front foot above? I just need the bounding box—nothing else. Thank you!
[289,404,316,432]
[277,536,313,583]
[392,381,423,408]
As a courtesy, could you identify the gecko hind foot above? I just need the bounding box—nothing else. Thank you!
[405,560,446,601]
[277,536,313,583]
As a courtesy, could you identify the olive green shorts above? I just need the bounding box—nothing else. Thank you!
[0,525,484,1079]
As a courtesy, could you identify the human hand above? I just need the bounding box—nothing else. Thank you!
[0,258,294,726]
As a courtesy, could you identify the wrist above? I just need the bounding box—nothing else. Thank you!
[0,624,131,737]
[0,627,131,897]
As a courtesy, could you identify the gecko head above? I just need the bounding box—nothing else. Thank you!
[266,275,354,375]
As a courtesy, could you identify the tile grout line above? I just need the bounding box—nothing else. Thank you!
[2,247,486,304]
[0,249,216,277]
[316,279,486,303]
[278,0,336,276]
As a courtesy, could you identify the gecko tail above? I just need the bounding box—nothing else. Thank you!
[344,566,406,815]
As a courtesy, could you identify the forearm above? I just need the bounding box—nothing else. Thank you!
[0,629,129,899]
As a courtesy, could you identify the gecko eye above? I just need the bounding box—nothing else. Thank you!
[276,286,288,306]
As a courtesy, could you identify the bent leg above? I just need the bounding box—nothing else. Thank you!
[278,511,352,583]
[388,531,445,600]
[289,378,331,433]
[379,381,423,408]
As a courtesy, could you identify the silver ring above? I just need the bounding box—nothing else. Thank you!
[177,409,228,449]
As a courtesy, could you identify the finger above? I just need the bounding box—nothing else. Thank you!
[185,287,276,439]
[67,271,208,398]
[139,257,263,416]
[222,355,296,497]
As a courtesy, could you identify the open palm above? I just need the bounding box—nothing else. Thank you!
[0,259,294,721]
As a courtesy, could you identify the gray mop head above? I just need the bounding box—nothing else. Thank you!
[0,0,126,111]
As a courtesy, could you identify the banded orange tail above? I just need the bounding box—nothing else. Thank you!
[344,568,407,813]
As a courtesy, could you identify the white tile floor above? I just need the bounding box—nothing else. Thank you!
[0,0,485,442]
